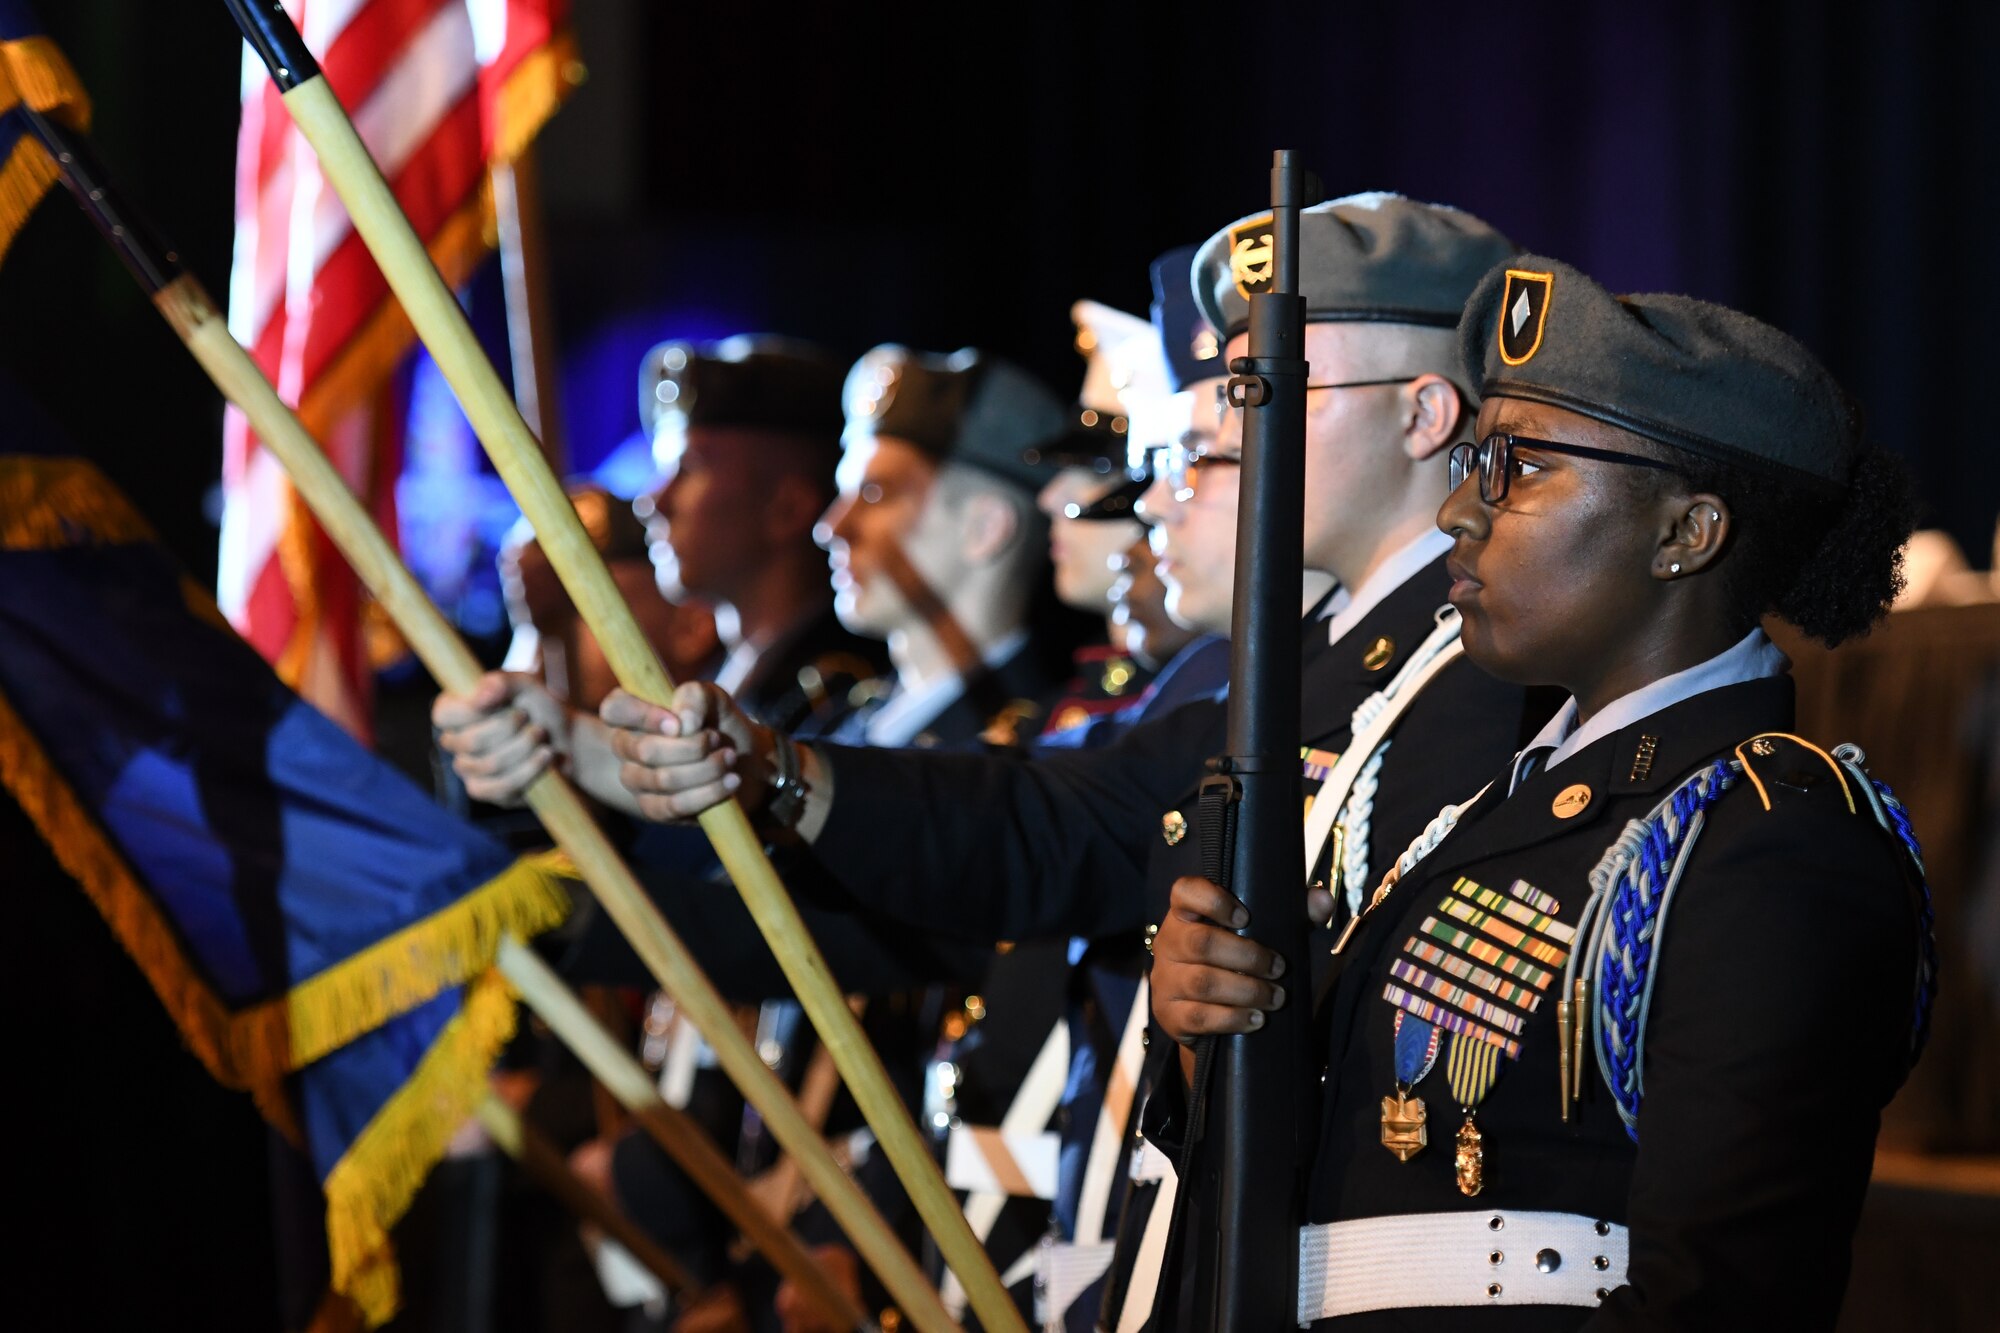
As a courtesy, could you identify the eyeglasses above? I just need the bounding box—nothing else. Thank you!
[1146,434,1241,503]
[1307,376,1423,393]
[1448,432,1679,505]
[1213,375,1419,414]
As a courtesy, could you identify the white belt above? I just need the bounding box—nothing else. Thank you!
[1297,1209,1628,1324]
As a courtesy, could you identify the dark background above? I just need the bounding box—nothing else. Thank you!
[4,2,1995,1329]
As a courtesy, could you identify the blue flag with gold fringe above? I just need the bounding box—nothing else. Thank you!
[0,384,575,1325]
[0,0,87,263]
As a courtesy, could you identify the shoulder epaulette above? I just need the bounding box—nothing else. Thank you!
[1570,735,1936,1142]
[1732,731,1857,814]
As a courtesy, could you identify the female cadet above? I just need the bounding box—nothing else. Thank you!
[1145,255,1936,1329]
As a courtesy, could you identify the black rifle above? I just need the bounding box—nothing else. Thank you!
[1177,149,1316,1330]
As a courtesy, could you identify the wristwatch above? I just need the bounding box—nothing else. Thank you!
[764,731,811,833]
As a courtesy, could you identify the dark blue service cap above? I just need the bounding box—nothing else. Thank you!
[1461,255,1863,485]
[842,345,1068,493]
[1150,244,1223,391]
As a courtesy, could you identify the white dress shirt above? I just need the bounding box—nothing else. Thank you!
[1508,626,1791,792]
[1321,527,1453,650]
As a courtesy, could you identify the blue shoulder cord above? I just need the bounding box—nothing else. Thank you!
[1566,746,1938,1141]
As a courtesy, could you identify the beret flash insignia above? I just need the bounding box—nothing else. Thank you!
[1229,214,1276,299]
[1498,268,1554,366]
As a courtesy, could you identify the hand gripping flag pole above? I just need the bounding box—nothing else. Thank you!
[23,104,913,1333]
[217,6,1017,1326]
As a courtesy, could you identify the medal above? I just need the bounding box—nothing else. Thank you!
[1444,1031,1502,1196]
[1376,876,1576,1192]
[1380,1089,1428,1161]
[1381,1012,1441,1161]
[1454,1114,1485,1195]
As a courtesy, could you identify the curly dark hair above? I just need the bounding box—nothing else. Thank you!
[1632,443,1918,647]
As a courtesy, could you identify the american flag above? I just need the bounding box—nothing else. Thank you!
[220,0,577,739]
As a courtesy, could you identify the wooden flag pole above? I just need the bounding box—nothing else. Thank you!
[474,1094,701,1299]
[220,7,1022,1328]
[494,941,867,1331]
[157,267,942,1333]
[20,106,938,1332]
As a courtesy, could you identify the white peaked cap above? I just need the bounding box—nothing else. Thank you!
[1071,299,1171,416]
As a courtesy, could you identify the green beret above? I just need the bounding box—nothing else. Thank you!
[1193,191,1516,340]
[638,334,847,441]
[1460,255,1861,485]
[841,346,1068,493]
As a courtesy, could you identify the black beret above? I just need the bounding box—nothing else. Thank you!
[638,334,847,440]
[1460,255,1862,485]
[842,345,1068,493]
[1150,244,1223,392]
[1194,191,1516,340]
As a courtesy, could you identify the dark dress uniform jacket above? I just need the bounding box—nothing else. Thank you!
[1183,674,1920,1331]
[811,556,1541,949]
[730,601,892,736]
[810,557,1553,1329]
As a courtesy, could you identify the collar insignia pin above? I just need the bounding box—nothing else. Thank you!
[1363,635,1396,672]
[1628,735,1659,784]
[1551,783,1593,819]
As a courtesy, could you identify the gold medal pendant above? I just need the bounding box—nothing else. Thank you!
[1454,1112,1486,1196]
[1380,1088,1428,1161]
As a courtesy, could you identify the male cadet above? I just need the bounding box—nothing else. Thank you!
[1034,300,1173,736]
[633,335,891,732]
[497,479,722,711]
[450,197,1550,1329]
[485,336,894,1324]
[441,345,1076,1328]
[810,344,1070,750]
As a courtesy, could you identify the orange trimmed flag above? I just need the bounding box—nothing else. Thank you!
[220,0,581,738]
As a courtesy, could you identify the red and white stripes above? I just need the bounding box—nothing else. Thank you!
[220,0,574,738]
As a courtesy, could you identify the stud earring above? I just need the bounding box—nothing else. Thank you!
[1708,509,1720,521]
[1669,562,1682,574]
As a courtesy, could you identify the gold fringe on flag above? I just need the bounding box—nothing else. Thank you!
[0,454,157,549]
[0,672,576,1076]
[0,132,55,264]
[1,669,576,1327]
[0,31,93,265]
[282,851,573,1069]
[0,33,92,123]
[0,683,305,1134]
[322,967,523,1326]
